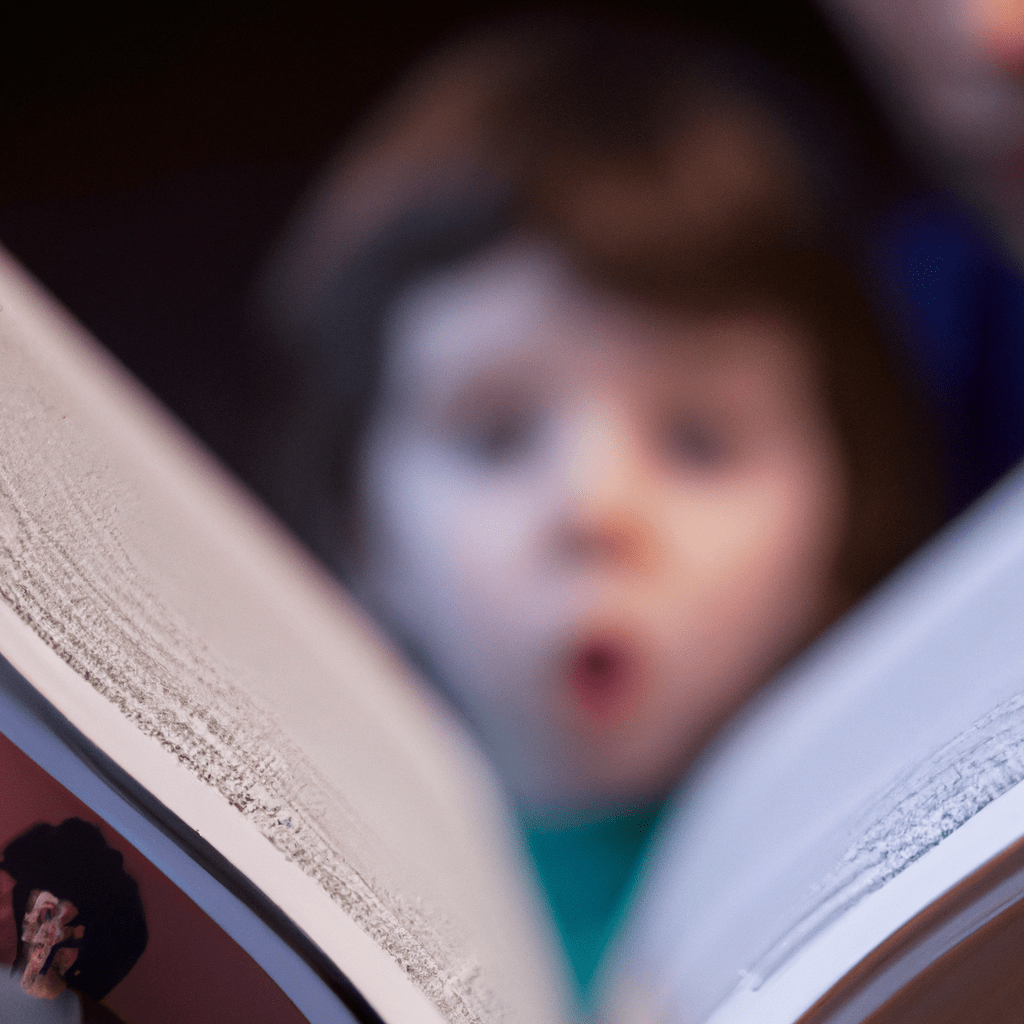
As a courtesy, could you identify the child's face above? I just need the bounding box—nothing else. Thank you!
[357,238,849,810]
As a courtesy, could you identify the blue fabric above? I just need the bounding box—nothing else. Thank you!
[521,803,663,1014]
[0,968,82,1024]
[872,192,1024,514]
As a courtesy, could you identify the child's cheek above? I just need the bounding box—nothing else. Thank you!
[438,477,547,676]
[363,438,537,676]
[640,455,847,755]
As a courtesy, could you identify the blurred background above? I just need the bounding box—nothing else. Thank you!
[0,0,903,498]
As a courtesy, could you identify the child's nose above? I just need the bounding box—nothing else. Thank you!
[548,409,649,565]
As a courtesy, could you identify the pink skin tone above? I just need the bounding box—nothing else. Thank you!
[20,889,83,999]
[357,237,849,812]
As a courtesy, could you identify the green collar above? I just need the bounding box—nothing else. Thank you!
[520,803,664,1012]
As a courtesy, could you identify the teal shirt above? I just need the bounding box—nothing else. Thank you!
[521,803,664,1014]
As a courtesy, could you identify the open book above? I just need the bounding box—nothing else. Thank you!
[5,238,1024,1024]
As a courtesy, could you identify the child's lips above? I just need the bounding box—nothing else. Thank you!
[566,637,637,726]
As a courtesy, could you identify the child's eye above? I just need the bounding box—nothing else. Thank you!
[663,418,731,468]
[456,408,535,465]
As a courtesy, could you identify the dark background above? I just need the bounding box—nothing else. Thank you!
[1,0,891,497]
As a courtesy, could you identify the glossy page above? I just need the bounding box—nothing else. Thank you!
[0,714,350,1024]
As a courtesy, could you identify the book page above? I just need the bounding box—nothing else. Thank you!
[611,462,1024,1023]
[0,245,566,1024]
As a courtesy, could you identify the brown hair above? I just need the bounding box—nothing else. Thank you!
[262,15,942,599]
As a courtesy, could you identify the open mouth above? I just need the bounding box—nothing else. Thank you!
[568,638,635,725]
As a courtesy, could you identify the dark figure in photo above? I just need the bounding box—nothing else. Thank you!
[0,818,147,1024]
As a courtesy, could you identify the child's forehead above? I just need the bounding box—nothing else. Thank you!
[380,235,819,403]
[383,235,572,369]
